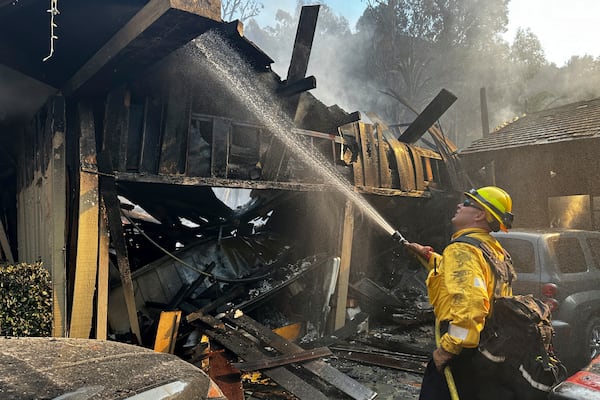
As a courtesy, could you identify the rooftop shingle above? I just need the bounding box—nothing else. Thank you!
[460,97,600,154]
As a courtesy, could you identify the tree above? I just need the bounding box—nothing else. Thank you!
[510,28,546,79]
[222,0,264,23]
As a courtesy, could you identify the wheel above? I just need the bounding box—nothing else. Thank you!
[583,316,600,363]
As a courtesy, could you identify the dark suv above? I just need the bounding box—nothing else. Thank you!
[492,228,600,371]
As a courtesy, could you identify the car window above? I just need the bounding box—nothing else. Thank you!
[586,237,600,268]
[497,238,535,273]
[547,237,587,273]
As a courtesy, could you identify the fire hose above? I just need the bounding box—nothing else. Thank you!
[435,319,460,400]
[392,230,460,400]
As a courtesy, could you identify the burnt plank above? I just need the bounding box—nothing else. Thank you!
[259,135,287,181]
[359,123,377,187]
[114,171,332,191]
[159,84,191,174]
[225,312,377,400]
[211,117,230,178]
[398,88,457,144]
[285,5,320,119]
[303,312,369,349]
[331,346,427,374]
[187,285,246,319]
[408,145,426,191]
[97,152,142,343]
[62,0,221,96]
[286,5,320,84]
[278,76,316,97]
[69,103,99,339]
[192,314,329,400]
[139,96,164,174]
[126,102,145,171]
[366,122,381,187]
[341,124,364,186]
[102,87,130,172]
[375,124,392,188]
[367,112,415,191]
[231,346,332,371]
[186,118,212,176]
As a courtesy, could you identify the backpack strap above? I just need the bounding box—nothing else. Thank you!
[451,235,516,295]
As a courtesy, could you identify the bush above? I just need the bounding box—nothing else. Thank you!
[0,262,52,336]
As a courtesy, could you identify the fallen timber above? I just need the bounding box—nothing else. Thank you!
[188,310,378,400]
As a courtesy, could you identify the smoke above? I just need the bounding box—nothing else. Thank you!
[244,4,600,150]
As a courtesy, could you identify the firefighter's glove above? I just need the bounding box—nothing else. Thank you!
[404,242,434,261]
[433,346,454,372]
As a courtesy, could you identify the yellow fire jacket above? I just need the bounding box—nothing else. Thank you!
[424,228,513,355]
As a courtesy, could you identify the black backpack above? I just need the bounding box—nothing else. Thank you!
[452,235,567,398]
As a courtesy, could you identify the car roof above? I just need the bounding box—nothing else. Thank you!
[492,228,600,239]
[0,337,214,399]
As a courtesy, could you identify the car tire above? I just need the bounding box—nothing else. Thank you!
[581,316,600,365]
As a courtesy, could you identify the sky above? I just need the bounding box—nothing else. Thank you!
[254,0,599,67]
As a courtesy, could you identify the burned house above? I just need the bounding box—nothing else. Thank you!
[460,97,600,230]
[0,1,466,397]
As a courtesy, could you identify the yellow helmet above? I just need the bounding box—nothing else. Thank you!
[464,186,514,232]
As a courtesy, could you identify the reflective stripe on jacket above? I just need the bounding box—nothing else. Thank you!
[425,228,513,355]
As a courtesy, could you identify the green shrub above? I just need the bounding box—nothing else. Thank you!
[0,262,52,336]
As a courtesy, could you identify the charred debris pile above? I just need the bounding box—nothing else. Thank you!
[107,182,436,399]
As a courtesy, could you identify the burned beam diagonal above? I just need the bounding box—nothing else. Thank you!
[398,89,457,144]
[190,313,330,400]
[62,0,221,96]
[224,312,378,400]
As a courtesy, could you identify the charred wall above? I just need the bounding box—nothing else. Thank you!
[461,138,600,229]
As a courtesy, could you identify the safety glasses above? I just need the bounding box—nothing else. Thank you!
[463,198,483,210]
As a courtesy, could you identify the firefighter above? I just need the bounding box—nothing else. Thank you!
[405,186,515,400]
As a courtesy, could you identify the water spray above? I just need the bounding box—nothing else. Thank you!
[193,33,417,250]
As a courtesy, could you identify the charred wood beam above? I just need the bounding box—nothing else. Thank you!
[191,313,331,400]
[112,171,334,192]
[286,5,320,84]
[214,20,274,70]
[336,111,362,127]
[303,312,369,349]
[97,151,142,344]
[187,285,246,318]
[110,170,431,197]
[62,0,221,96]
[398,89,457,144]
[294,127,347,144]
[284,5,320,121]
[231,347,333,371]
[278,76,316,97]
[330,345,428,374]
[69,103,100,339]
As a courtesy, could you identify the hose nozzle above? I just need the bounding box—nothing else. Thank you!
[392,230,408,244]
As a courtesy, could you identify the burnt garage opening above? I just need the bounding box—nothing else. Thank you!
[0,1,467,398]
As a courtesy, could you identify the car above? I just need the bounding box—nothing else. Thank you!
[0,336,227,400]
[492,228,600,372]
[549,354,600,399]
